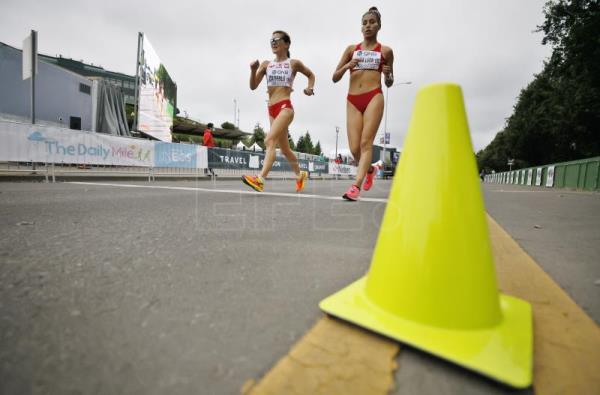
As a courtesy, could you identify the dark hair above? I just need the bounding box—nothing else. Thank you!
[363,6,381,26]
[207,122,214,128]
[272,30,291,58]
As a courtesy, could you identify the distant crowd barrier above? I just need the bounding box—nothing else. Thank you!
[0,120,207,169]
[0,120,362,179]
[484,156,600,191]
[207,148,329,175]
[328,162,358,176]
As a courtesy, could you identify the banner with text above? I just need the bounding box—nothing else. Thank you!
[0,121,207,168]
[207,148,328,173]
[155,142,207,169]
[328,162,358,176]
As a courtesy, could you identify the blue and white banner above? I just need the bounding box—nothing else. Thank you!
[154,142,207,169]
[0,120,206,168]
[312,161,328,173]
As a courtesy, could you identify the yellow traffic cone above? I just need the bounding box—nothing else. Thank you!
[320,83,532,388]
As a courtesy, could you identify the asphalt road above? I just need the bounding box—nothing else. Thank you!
[0,179,597,395]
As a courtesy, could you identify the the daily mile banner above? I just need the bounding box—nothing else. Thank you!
[136,33,177,142]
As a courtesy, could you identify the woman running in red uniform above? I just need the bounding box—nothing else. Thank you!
[333,7,394,201]
[242,30,315,192]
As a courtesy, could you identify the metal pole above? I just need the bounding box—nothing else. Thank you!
[31,30,37,124]
[380,81,411,172]
[335,126,339,158]
[132,33,143,132]
[382,86,389,166]
[233,99,237,125]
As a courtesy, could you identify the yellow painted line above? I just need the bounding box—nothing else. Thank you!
[242,215,600,394]
[487,215,600,394]
[241,315,399,395]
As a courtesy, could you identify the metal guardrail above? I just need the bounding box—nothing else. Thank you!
[0,162,201,182]
[0,162,348,183]
[484,156,600,191]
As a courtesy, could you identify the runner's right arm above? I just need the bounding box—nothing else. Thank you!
[249,60,268,90]
[332,45,358,83]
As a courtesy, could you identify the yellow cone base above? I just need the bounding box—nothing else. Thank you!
[320,276,532,388]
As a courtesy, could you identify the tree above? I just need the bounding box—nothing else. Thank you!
[477,0,600,172]
[251,122,266,149]
[288,132,296,150]
[313,141,322,156]
[296,131,314,154]
[221,121,236,130]
[296,135,305,152]
[242,136,252,147]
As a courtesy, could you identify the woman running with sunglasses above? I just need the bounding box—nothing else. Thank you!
[333,7,394,201]
[242,31,315,193]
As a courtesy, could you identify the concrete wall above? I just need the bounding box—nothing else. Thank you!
[0,43,93,131]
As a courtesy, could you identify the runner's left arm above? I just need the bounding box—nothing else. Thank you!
[382,47,394,88]
[293,59,315,96]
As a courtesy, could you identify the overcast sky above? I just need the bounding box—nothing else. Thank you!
[1,0,552,156]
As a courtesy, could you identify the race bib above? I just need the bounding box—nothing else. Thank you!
[267,61,294,87]
[353,50,381,70]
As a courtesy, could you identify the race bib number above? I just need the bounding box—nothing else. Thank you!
[353,50,381,70]
[267,62,293,87]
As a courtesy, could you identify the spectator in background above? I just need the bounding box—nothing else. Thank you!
[203,123,215,147]
[203,123,216,177]
[335,154,343,164]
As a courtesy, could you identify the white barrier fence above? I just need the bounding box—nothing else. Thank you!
[0,120,366,180]
[328,162,358,176]
[0,120,207,169]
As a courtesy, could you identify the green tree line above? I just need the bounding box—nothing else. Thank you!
[477,0,599,172]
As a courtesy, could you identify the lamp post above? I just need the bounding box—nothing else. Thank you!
[335,126,340,159]
[382,81,412,169]
[233,98,237,126]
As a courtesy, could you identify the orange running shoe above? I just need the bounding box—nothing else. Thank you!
[295,171,308,192]
[242,175,264,192]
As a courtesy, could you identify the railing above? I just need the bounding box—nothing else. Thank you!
[484,156,600,191]
[0,119,357,182]
[0,160,349,183]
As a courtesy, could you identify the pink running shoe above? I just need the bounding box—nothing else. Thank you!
[363,165,377,191]
[343,184,360,201]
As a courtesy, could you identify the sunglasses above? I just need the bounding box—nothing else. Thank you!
[270,37,285,45]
